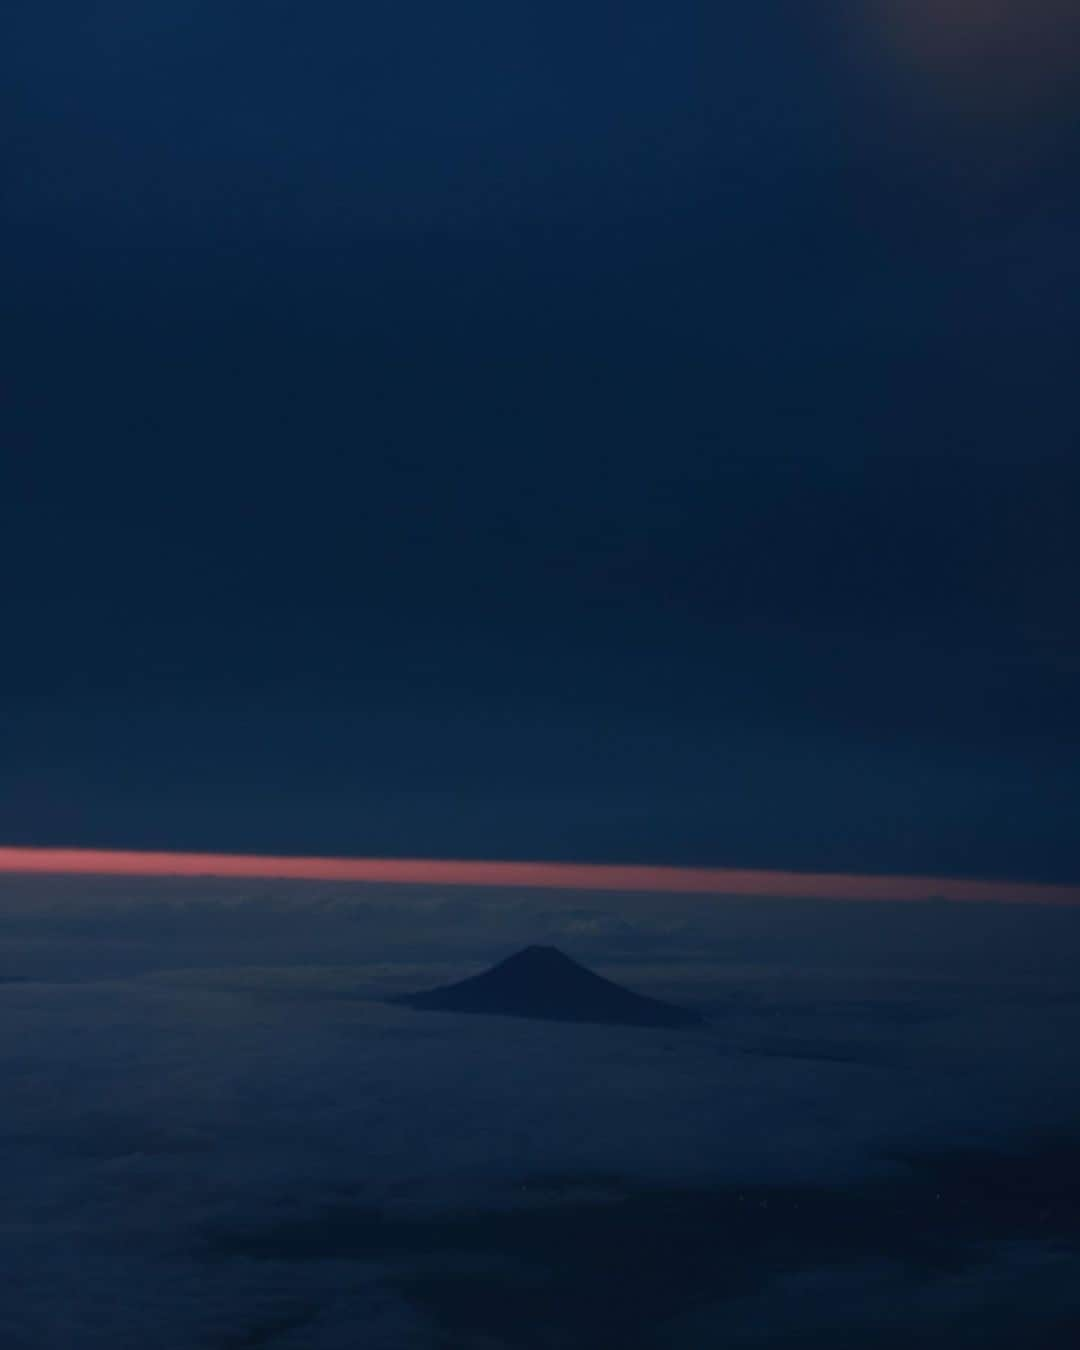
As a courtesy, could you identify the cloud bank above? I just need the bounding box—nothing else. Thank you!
[4,878,1080,1346]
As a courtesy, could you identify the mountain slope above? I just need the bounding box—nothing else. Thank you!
[394,945,703,1028]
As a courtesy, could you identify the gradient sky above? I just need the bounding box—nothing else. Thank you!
[3,3,1078,883]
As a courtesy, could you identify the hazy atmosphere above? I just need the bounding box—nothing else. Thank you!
[3,2,1078,1346]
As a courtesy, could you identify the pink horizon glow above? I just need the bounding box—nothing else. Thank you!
[0,846,1077,906]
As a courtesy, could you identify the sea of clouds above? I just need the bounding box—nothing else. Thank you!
[3,876,1080,1347]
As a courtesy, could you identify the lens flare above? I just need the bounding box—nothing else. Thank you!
[866,0,1080,117]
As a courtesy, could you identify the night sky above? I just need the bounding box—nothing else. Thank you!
[4,2,1078,884]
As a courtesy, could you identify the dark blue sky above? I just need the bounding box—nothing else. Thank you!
[3,2,1078,880]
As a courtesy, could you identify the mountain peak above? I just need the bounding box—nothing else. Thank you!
[394,945,703,1029]
[500,944,579,968]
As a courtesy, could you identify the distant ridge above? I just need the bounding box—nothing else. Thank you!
[393,946,703,1029]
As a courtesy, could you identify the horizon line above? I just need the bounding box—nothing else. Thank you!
[0,846,1078,906]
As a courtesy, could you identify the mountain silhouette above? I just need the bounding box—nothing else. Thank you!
[394,945,703,1028]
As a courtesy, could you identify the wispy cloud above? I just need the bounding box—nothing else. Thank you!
[2,846,1078,905]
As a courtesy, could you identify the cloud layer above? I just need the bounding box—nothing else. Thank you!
[4,878,1080,1346]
